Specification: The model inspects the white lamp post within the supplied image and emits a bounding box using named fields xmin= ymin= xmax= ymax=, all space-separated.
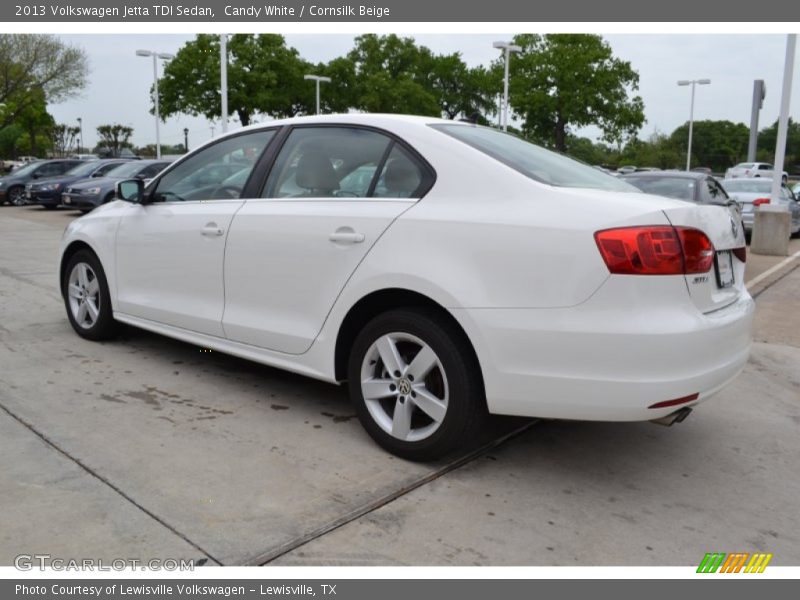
xmin=493 ymin=41 xmax=522 ymax=131
xmin=677 ymin=78 xmax=711 ymax=171
xmin=136 ymin=49 xmax=175 ymax=159
xmin=304 ymin=74 xmax=332 ymax=115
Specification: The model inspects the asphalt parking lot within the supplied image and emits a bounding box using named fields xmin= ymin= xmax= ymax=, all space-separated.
xmin=1 ymin=206 xmax=799 ymax=566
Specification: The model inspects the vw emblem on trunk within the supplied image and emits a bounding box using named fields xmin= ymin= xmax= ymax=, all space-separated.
xmin=731 ymin=217 xmax=739 ymax=238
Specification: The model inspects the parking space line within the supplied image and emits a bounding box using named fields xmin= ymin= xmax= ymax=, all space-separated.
xmin=0 ymin=399 xmax=222 ymax=566
xmin=746 ymin=250 xmax=800 ymax=290
xmin=246 ymin=419 xmax=538 ymax=566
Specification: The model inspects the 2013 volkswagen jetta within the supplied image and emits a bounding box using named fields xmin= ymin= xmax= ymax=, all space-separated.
xmin=59 ymin=114 xmax=754 ymax=460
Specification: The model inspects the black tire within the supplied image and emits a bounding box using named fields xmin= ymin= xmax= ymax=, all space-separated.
xmin=348 ymin=308 xmax=486 ymax=461
xmin=103 ymin=192 xmax=115 ymax=204
xmin=62 ymin=249 xmax=120 ymax=341
xmin=7 ymin=186 xmax=25 ymax=206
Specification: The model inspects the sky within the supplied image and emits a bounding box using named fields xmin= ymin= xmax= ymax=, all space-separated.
xmin=48 ymin=33 xmax=800 ymax=151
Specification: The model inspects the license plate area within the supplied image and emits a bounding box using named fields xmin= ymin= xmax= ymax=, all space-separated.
xmin=715 ymin=251 xmax=734 ymax=288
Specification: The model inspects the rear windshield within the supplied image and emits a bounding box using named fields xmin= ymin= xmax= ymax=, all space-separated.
xmin=622 ymin=176 xmax=696 ymax=202
xmin=430 ymin=124 xmax=637 ymax=192
xmin=723 ymin=179 xmax=771 ymax=193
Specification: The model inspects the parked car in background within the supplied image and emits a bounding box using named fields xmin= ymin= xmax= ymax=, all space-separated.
xmin=0 ymin=159 xmax=83 ymax=206
xmin=792 ymin=182 xmax=800 ymax=198
xmin=725 ymin=162 xmax=788 ymax=182
xmin=58 ymin=114 xmax=754 ymax=460
xmin=62 ymin=160 xmax=173 ymax=212
xmin=26 ymin=159 xmax=130 ymax=209
xmin=691 ymin=167 xmax=713 ymax=175
xmin=621 ymin=171 xmax=736 ymax=207
xmin=721 ymin=178 xmax=800 ymax=238
xmin=635 ymin=167 xmax=660 ymax=172
xmin=616 ymin=165 xmax=636 ymax=175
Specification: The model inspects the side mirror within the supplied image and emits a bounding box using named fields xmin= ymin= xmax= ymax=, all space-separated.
xmin=117 ymin=179 xmax=144 ymax=203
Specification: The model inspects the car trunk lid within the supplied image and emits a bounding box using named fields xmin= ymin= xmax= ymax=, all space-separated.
xmin=662 ymin=204 xmax=746 ymax=313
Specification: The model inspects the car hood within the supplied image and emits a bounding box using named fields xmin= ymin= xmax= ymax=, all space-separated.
xmin=67 ymin=177 xmax=123 ymax=191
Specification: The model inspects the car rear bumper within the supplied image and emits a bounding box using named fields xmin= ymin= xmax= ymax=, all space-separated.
xmin=453 ymin=277 xmax=755 ymax=422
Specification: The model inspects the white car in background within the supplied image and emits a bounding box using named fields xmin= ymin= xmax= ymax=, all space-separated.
xmin=725 ymin=162 xmax=788 ymax=182
xmin=58 ymin=114 xmax=754 ymax=460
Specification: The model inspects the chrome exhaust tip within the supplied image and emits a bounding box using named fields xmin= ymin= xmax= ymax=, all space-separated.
xmin=650 ymin=407 xmax=693 ymax=427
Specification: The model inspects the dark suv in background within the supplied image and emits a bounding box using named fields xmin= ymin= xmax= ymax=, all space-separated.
xmin=26 ymin=160 xmax=131 ymax=209
xmin=0 ymin=159 xmax=83 ymax=206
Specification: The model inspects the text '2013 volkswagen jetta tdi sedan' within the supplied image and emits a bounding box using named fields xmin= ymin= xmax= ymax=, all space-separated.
xmin=59 ymin=114 xmax=754 ymax=460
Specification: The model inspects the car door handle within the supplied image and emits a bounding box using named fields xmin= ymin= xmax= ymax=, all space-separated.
xmin=329 ymin=231 xmax=365 ymax=244
xmin=201 ymin=223 xmax=224 ymax=237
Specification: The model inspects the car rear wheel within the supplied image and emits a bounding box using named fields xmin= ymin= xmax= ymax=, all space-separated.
xmin=348 ymin=308 xmax=485 ymax=461
xmin=8 ymin=186 xmax=25 ymax=206
xmin=62 ymin=250 xmax=120 ymax=341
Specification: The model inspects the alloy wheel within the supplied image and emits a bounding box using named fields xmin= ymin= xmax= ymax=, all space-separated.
xmin=360 ymin=332 xmax=449 ymax=442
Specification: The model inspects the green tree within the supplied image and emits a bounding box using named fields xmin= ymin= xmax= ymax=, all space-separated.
xmin=95 ymin=124 xmax=134 ymax=157
xmin=0 ymin=34 xmax=88 ymax=129
xmin=12 ymin=88 xmax=55 ymax=157
xmin=158 ymin=34 xmax=314 ymax=126
xmin=51 ymin=123 xmax=81 ymax=157
xmin=669 ymin=120 xmax=748 ymax=171
xmin=345 ymin=34 xmax=439 ymax=115
xmin=500 ymin=34 xmax=644 ymax=151
xmin=756 ymin=118 xmax=800 ymax=165
xmin=423 ymin=54 xmax=497 ymax=120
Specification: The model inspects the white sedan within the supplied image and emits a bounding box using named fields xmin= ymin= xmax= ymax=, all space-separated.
xmin=725 ymin=162 xmax=788 ymax=182
xmin=59 ymin=114 xmax=754 ymax=460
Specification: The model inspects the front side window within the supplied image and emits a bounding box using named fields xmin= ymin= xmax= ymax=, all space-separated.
xmin=152 ymin=130 xmax=275 ymax=202
xmin=263 ymin=127 xmax=401 ymax=199
xmin=432 ymin=124 xmax=637 ymax=192
xmin=758 ymin=164 xmax=773 ymax=171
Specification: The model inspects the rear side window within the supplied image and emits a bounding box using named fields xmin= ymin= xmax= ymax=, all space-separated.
xmin=431 ymin=124 xmax=637 ymax=192
xmin=262 ymin=127 xmax=431 ymax=199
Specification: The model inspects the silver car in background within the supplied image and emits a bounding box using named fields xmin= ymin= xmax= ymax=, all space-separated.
xmin=722 ymin=178 xmax=800 ymax=238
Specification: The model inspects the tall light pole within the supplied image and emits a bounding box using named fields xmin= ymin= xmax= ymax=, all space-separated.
xmin=183 ymin=128 xmax=189 ymax=153
xmin=76 ymin=117 xmax=83 ymax=154
xmin=493 ymin=41 xmax=522 ymax=131
xmin=677 ymin=78 xmax=711 ymax=171
xmin=136 ymin=49 xmax=175 ymax=159
xmin=220 ymin=34 xmax=228 ymax=134
xmin=304 ymin=74 xmax=332 ymax=115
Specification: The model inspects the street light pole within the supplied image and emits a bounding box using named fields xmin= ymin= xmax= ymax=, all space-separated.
xmin=493 ymin=41 xmax=522 ymax=131
xmin=220 ymin=34 xmax=228 ymax=134
xmin=183 ymin=128 xmax=189 ymax=153
xmin=677 ymin=78 xmax=711 ymax=171
xmin=304 ymin=74 xmax=332 ymax=115
xmin=136 ymin=49 xmax=175 ymax=159
xmin=76 ymin=117 xmax=83 ymax=154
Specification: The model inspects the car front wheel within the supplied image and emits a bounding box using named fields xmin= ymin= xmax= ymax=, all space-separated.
xmin=8 ymin=186 xmax=25 ymax=206
xmin=348 ymin=308 xmax=485 ymax=461
xmin=62 ymin=250 xmax=119 ymax=340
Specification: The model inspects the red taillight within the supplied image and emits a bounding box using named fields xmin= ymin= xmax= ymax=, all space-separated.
xmin=594 ymin=226 xmax=715 ymax=276
xmin=732 ymin=246 xmax=747 ymax=263
xmin=678 ymin=227 xmax=715 ymax=274
xmin=753 ymin=198 xmax=771 ymax=207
